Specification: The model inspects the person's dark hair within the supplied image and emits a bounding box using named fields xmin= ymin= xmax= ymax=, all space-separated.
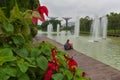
xmin=67 ymin=39 xmax=69 ymax=43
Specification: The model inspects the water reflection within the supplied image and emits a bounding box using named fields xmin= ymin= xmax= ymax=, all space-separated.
xmin=38 ymin=32 xmax=120 ymax=70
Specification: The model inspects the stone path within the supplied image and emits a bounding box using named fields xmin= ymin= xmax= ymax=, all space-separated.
xmin=34 ymin=35 xmax=120 ymax=80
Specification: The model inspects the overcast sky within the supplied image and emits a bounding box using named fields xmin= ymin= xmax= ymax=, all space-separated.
xmin=39 ymin=0 xmax=120 ymax=22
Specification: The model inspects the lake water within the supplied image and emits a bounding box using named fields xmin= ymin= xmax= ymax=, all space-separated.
xmin=38 ymin=31 xmax=120 ymax=70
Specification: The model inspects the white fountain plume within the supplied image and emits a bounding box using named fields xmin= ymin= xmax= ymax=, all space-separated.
xmin=89 ymin=16 xmax=101 ymax=42
xmin=57 ymin=24 xmax=60 ymax=33
xmin=50 ymin=24 xmax=53 ymax=32
xmin=101 ymin=16 xmax=108 ymax=39
xmin=74 ymin=16 xmax=80 ymax=37
xmin=47 ymin=24 xmax=53 ymax=38
xmin=47 ymin=24 xmax=50 ymax=33
xmin=57 ymin=24 xmax=60 ymax=36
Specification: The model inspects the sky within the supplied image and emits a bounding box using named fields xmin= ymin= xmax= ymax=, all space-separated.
xmin=39 ymin=0 xmax=120 ymax=22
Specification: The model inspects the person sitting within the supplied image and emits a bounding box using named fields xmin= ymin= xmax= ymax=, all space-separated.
xmin=64 ymin=39 xmax=73 ymax=50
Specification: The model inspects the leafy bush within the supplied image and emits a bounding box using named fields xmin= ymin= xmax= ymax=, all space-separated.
xmin=0 ymin=41 xmax=90 ymax=80
xmin=0 ymin=3 xmax=90 ymax=80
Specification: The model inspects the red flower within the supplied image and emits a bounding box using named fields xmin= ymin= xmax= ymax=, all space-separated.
xmin=64 ymin=55 xmax=78 ymax=72
xmin=64 ymin=55 xmax=71 ymax=62
xmin=44 ymin=61 xmax=59 ymax=80
xmin=64 ymin=55 xmax=87 ymax=77
xmin=68 ymin=58 xmax=78 ymax=72
xmin=44 ymin=69 xmax=52 ymax=80
xmin=36 ymin=5 xmax=48 ymax=16
xmin=32 ymin=5 xmax=48 ymax=25
xmin=36 ymin=6 xmax=48 ymax=21
xmin=82 ymin=72 xmax=86 ymax=77
xmin=51 ymin=48 xmax=57 ymax=64
xmin=48 ymin=62 xmax=56 ymax=71
xmin=32 ymin=17 xmax=38 ymax=25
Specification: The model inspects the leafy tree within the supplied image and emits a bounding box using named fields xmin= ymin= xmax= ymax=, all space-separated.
xmin=39 ymin=20 xmax=49 ymax=31
xmin=80 ymin=16 xmax=92 ymax=34
xmin=107 ymin=12 xmax=120 ymax=34
xmin=39 ymin=20 xmax=61 ymax=31
xmin=49 ymin=19 xmax=61 ymax=31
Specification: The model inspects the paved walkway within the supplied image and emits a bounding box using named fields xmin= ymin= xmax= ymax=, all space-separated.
xmin=34 ymin=35 xmax=120 ymax=80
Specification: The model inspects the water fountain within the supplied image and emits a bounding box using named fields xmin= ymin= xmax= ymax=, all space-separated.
xmin=57 ymin=24 xmax=60 ymax=32
xmin=101 ymin=16 xmax=108 ymax=39
xmin=47 ymin=24 xmax=53 ymax=37
xmin=89 ymin=16 xmax=101 ymax=42
xmin=89 ymin=15 xmax=108 ymax=42
xmin=74 ymin=16 xmax=80 ymax=37
xmin=47 ymin=24 xmax=50 ymax=33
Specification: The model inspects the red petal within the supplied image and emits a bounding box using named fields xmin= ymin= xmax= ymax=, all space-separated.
xmin=82 ymin=72 xmax=86 ymax=77
xmin=69 ymin=59 xmax=78 ymax=67
xmin=39 ymin=14 xmax=45 ymax=22
xmin=32 ymin=17 xmax=38 ymax=25
xmin=68 ymin=59 xmax=78 ymax=72
xmin=51 ymin=49 xmax=58 ymax=64
xmin=37 ymin=6 xmax=48 ymax=16
xmin=41 ymin=6 xmax=48 ymax=16
xmin=35 ymin=5 xmax=48 ymax=22
xmin=48 ymin=62 xmax=58 ymax=71
xmin=64 ymin=55 xmax=70 ymax=61
xmin=55 ymin=64 xmax=60 ymax=72
xmin=48 ymin=62 xmax=53 ymax=68
xmin=44 ymin=70 xmax=53 ymax=80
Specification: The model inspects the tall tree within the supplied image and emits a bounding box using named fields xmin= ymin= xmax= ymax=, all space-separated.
xmin=80 ymin=16 xmax=92 ymax=33
xmin=107 ymin=12 xmax=120 ymax=34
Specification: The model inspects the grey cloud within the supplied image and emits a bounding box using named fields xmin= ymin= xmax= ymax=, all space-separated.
xmin=40 ymin=0 xmax=120 ymax=18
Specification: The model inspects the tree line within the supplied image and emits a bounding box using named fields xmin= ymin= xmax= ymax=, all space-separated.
xmin=39 ymin=13 xmax=120 ymax=35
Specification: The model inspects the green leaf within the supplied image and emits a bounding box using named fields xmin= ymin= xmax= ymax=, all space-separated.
xmin=41 ymin=46 xmax=51 ymax=56
xmin=0 ymin=66 xmax=17 ymax=79
xmin=3 ymin=22 xmax=14 ymax=34
xmin=0 ymin=48 xmax=13 ymax=56
xmin=17 ymin=59 xmax=29 ymax=73
xmin=75 ymin=68 xmax=84 ymax=77
xmin=0 ymin=67 xmax=10 ymax=80
xmin=5 ymin=66 xmax=17 ymax=77
xmin=24 ymin=41 xmax=34 ymax=52
xmin=12 ymin=34 xmax=25 ymax=46
xmin=10 ymin=2 xmax=23 ymax=22
xmin=73 ymin=77 xmax=82 ymax=80
xmin=0 ymin=48 xmax=16 ymax=65
xmin=30 ymin=48 xmax=41 ymax=58
xmin=57 ymin=55 xmax=67 ymax=66
xmin=16 ymin=48 xmax=28 ymax=58
xmin=57 ymin=51 xmax=66 ymax=56
xmin=25 ymin=57 xmax=36 ymax=66
xmin=18 ymin=73 xmax=30 ymax=80
xmin=0 ymin=9 xmax=8 ymax=23
xmin=23 ymin=10 xmax=32 ymax=24
xmin=64 ymin=70 xmax=73 ymax=80
xmin=36 ymin=56 xmax=48 ymax=71
xmin=52 ymin=73 xmax=64 ymax=80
